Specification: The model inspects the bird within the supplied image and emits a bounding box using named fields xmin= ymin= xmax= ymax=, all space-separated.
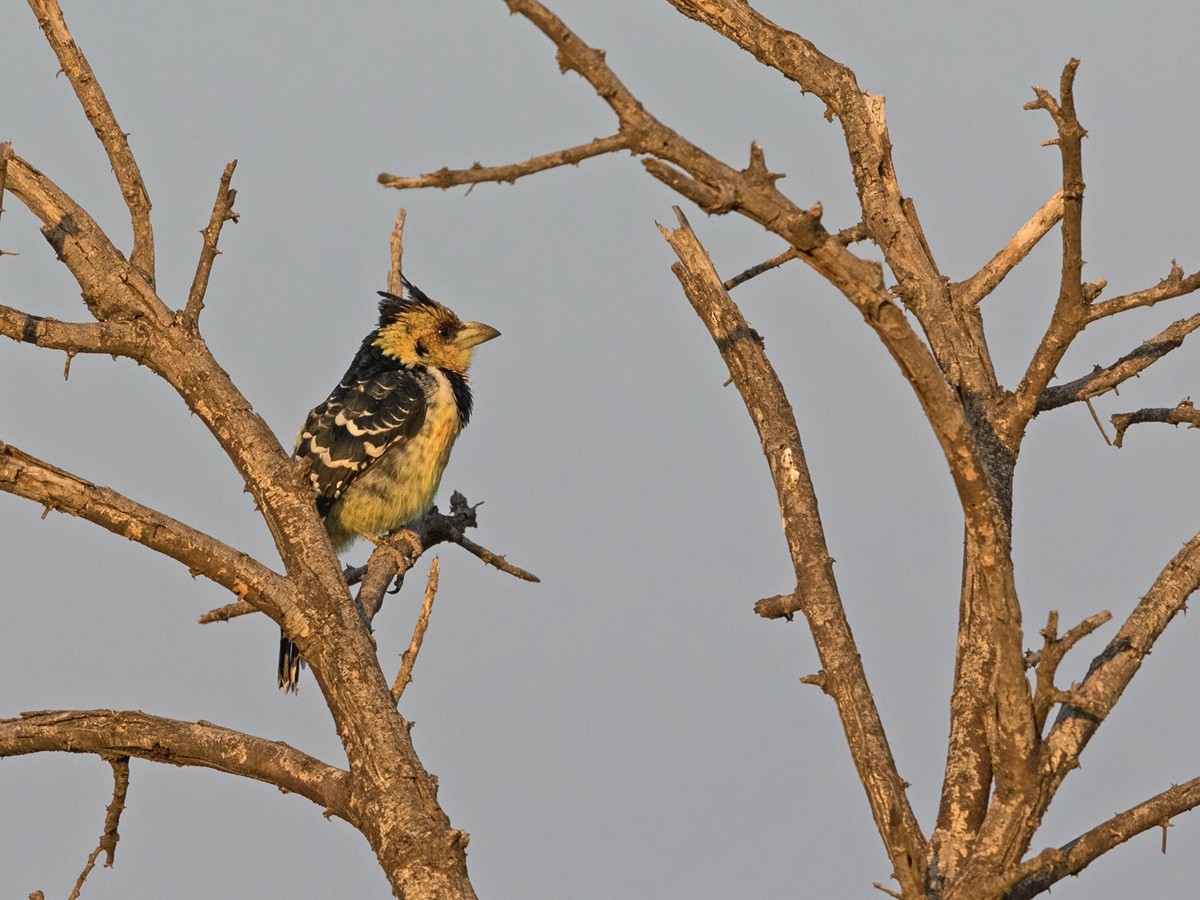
xmin=278 ymin=277 xmax=500 ymax=692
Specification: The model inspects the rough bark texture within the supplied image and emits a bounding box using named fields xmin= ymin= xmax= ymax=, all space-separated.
xmin=379 ymin=2 xmax=1200 ymax=897
xmin=6 ymin=1 xmax=1200 ymax=898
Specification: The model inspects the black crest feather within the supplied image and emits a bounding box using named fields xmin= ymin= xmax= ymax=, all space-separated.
xmin=377 ymin=277 xmax=442 ymax=325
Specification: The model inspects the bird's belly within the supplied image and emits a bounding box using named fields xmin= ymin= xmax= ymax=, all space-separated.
xmin=324 ymin=402 xmax=462 ymax=550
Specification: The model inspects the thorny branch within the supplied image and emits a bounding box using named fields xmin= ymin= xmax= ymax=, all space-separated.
xmin=1037 ymin=314 xmax=1200 ymax=413
xmin=198 ymin=492 xmax=538 ymax=624
xmin=1005 ymin=59 xmax=1089 ymax=443
xmin=28 ymin=0 xmax=155 ymax=283
xmin=1112 ymin=398 xmax=1200 ymax=448
xmin=379 ymin=2 xmax=1200 ymax=896
xmin=67 ymin=756 xmax=129 ymax=900
xmin=183 ymin=160 xmax=239 ymax=329
xmin=999 ymin=776 xmax=1200 ymax=899
xmin=380 ymin=133 xmax=632 ymax=190
xmin=659 ymin=207 xmax=925 ymax=895
xmin=1031 ymin=609 xmax=1112 ymax=736
xmin=0 ymin=440 xmax=289 ymax=616
xmin=0 ymin=710 xmax=351 ymax=818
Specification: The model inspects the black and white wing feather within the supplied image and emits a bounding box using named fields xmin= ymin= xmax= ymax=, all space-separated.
xmin=295 ymin=366 xmax=428 ymax=516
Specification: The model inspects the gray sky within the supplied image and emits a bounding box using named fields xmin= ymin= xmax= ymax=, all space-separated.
xmin=3 ymin=2 xmax=1199 ymax=897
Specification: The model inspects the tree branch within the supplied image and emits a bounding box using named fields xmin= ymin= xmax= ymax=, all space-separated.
xmin=182 ymin=160 xmax=238 ymax=330
xmin=387 ymin=208 xmax=406 ymax=295
xmin=1004 ymin=60 xmax=1089 ymax=444
xmin=1038 ymin=530 xmax=1200 ymax=799
xmin=1037 ymin=313 xmax=1200 ymax=413
xmin=0 ymin=440 xmax=290 ymax=617
xmin=380 ymin=133 xmax=632 ymax=190
xmin=2 ymin=151 xmax=163 ymax=322
xmin=1088 ymin=260 xmax=1200 ymax=321
xmin=67 ymin=756 xmax=129 ymax=900
xmin=1031 ymin=609 xmax=1112 ymax=736
xmin=199 ymin=492 xmax=537 ymax=625
xmin=999 ymin=776 xmax=1200 ymax=900
xmin=28 ymin=0 xmax=155 ymax=283
xmin=658 ymin=208 xmax=926 ymax=895
xmin=0 ymin=710 xmax=351 ymax=819
xmin=723 ymin=245 xmax=802 ymax=291
xmin=0 ymin=305 xmax=151 ymax=362
xmin=952 ymin=190 xmax=1064 ymax=307
xmin=1112 ymin=398 xmax=1200 ymax=448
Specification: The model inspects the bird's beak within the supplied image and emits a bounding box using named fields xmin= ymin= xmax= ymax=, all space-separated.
xmin=456 ymin=322 xmax=501 ymax=348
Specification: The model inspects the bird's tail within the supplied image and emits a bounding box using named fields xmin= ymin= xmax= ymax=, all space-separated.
xmin=278 ymin=631 xmax=303 ymax=693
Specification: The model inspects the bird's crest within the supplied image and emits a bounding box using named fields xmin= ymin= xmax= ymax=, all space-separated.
xmin=377 ymin=277 xmax=446 ymax=326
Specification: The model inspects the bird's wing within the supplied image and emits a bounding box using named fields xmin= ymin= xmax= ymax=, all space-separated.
xmin=295 ymin=368 xmax=428 ymax=516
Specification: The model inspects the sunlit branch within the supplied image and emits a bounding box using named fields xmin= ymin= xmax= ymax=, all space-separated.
xmin=953 ymin=191 xmax=1064 ymax=307
xmin=28 ymin=0 xmax=155 ymax=282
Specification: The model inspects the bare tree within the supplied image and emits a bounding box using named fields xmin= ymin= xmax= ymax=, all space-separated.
xmin=4 ymin=2 xmax=1200 ymax=899
xmin=0 ymin=2 xmax=536 ymax=897
xmin=380 ymin=2 xmax=1200 ymax=898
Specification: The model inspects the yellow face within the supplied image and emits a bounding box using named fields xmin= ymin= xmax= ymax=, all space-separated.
xmin=375 ymin=300 xmax=500 ymax=374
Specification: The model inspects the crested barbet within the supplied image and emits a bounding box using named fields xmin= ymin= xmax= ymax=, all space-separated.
xmin=278 ymin=277 xmax=500 ymax=692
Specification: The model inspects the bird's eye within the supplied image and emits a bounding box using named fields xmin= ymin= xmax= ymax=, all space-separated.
xmin=437 ymin=323 xmax=457 ymax=340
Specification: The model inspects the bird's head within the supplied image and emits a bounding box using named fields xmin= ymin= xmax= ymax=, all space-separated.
xmin=374 ymin=278 xmax=500 ymax=374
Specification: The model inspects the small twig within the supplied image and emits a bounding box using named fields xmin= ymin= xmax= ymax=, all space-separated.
xmin=387 ymin=209 xmax=407 ymax=295
xmin=0 ymin=141 xmax=11 ymax=224
xmin=872 ymin=882 xmax=903 ymax=899
xmin=1005 ymin=60 xmax=1090 ymax=443
xmin=1088 ymin=260 xmax=1200 ymax=321
xmin=1032 ymin=608 xmax=1112 ymax=735
xmin=379 ymin=133 xmax=631 ymax=191
xmin=439 ymin=527 xmax=540 ymax=582
xmin=953 ymin=190 xmax=1064 ymax=307
xmin=723 ymin=246 xmax=801 ymax=291
xmin=834 ymin=222 xmax=869 ymax=245
xmin=199 ymin=493 xmax=538 ymax=624
xmin=392 ymin=557 xmax=439 ymax=703
xmin=68 ymin=755 xmax=130 ymax=900
xmin=198 ymin=598 xmax=256 ymax=624
xmin=29 ymin=0 xmax=155 ymax=282
xmin=1084 ymin=398 xmax=1112 ymax=446
xmin=182 ymin=160 xmax=238 ymax=330
xmin=1112 ymin=398 xmax=1200 ymax=448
